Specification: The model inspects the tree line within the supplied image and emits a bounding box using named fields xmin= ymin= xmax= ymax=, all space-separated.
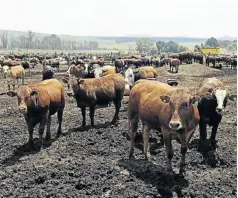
xmin=135 ymin=38 xmax=189 ymax=54
xmin=0 ymin=30 xmax=99 ymax=50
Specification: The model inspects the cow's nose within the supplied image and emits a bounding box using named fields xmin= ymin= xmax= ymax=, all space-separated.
xmin=216 ymin=107 xmax=223 ymax=113
xmin=169 ymin=121 xmax=182 ymax=130
xmin=18 ymin=106 xmax=27 ymax=113
xmin=67 ymin=91 xmax=74 ymax=97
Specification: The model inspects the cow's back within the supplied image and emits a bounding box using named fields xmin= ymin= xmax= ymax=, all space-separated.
xmin=38 ymin=79 xmax=65 ymax=105
xmin=10 ymin=65 xmax=25 ymax=77
xmin=128 ymin=80 xmax=173 ymax=126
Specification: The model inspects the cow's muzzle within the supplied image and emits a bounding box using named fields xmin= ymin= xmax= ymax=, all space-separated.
xmin=67 ymin=91 xmax=74 ymax=97
xmin=18 ymin=106 xmax=27 ymax=114
xmin=169 ymin=121 xmax=182 ymax=130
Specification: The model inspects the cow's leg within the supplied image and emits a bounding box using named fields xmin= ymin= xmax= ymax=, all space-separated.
xmin=56 ymin=109 xmax=63 ymax=137
xmin=89 ymin=106 xmax=95 ymax=127
xmin=26 ymin=119 xmax=34 ymax=148
xmin=143 ymin=124 xmax=151 ymax=160
xmin=199 ymin=119 xmax=207 ymax=141
xmin=111 ymin=99 xmax=121 ymax=124
xmin=45 ymin=116 xmax=51 ymax=141
xmin=38 ymin=114 xmax=47 ymax=147
xmin=12 ymin=78 xmax=16 ymax=90
xmin=179 ymin=144 xmax=187 ymax=177
xmin=179 ymin=131 xmax=188 ymax=177
xmin=164 ymin=135 xmax=174 ymax=174
xmin=199 ymin=119 xmax=207 ymax=150
xmin=80 ymin=106 xmax=86 ymax=127
xmin=129 ymin=116 xmax=139 ymax=159
xmin=210 ymin=123 xmax=219 ymax=149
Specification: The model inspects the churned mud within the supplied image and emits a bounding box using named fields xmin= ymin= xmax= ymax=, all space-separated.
xmin=0 ymin=64 xmax=236 ymax=198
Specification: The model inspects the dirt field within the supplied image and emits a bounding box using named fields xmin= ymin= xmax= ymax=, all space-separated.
xmin=0 ymin=63 xmax=236 ymax=198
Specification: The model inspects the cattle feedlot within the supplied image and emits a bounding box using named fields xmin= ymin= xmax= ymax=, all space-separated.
xmin=0 ymin=57 xmax=236 ymax=197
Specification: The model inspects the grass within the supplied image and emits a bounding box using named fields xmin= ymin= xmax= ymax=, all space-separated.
xmin=0 ymin=41 xmax=200 ymax=54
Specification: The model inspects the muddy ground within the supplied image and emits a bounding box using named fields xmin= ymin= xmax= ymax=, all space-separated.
xmin=0 ymin=63 xmax=237 ymax=198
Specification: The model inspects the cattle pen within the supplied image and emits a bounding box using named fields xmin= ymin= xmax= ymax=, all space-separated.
xmin=0 ymin=60 xmax=237 ymax=197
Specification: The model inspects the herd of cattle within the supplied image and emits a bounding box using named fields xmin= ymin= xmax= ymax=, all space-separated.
xmin=0 ymin=51 xmax=237 ymax=178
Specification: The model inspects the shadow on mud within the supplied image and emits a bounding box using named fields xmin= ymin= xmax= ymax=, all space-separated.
xmin=118 ymin=158 xmax=189 ymax=198
xmin=63 ymin=121 xmax=113 ymax=136
xmin=122 ymin=131 xmax=164 ymax=155
xmin=189 ymin=138 xmax=219 ymax=168
xmin=1 ymin=137 xmax=55 ymax=167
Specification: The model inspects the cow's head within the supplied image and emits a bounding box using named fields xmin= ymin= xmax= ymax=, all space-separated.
xmin=64 ymin=75 xmax=81 ymax=97
xmin=160 ymin=88 xmax=199 ymax=131
xmin=7 ymin=86 xmax=39 ymax=114
xmin=124 ymin=66 xmax=139 ymax=88
xmin=200 ymin=89 xmax=236 ymax=115
xmin=2 ymin=66 xmax=9 ymax=79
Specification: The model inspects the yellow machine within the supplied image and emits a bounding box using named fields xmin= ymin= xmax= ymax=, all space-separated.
xmin=201 ymin=47 xmax=220 ymax=55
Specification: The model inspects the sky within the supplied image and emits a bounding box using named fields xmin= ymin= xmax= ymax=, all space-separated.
xmin=0 ymin=0 xmax=237 ymax=38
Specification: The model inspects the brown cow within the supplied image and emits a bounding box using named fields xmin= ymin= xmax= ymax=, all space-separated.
xmin=7 ymin=79 xmax=65 ymax=149
xmin=169 ymin=58 xmax=180 ymax=73
xmin=5 ymin=65 xmax=25 ymax=91
xmin=63 ymin=73 xmax=125 ymax=127
xmin=128 ymin=80 xmax=200 ymax=177
xmin=65 ymin=65 xmax=86 ymax=78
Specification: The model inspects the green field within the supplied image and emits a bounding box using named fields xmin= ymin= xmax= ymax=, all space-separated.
xmin=0 ymin=29 xmax=207 ymax=54
xmin=0 ymin=41 xmax=201 ymax=54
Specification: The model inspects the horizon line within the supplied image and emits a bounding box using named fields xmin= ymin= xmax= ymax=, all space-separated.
xmin=0 ymin=28 xmax=236 ymax=40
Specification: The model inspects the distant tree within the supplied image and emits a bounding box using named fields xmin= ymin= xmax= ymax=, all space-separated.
xmin=136 ymin=38 xmax=154 ymax=53
xmin=179 ymin=45 xmax=189 ymax=52
xmin=166 ymin=41 xmax=179 ymax=53
xmin=194 ymin=45 xmax=201 ymax=52
xmin=19 ymin=35 xmax=27 ymax=48
xmin=26 ymin=30 xmax=35 ymax=49
xmin=156 ymin=41 xmax=166 ymax=52
xmin=0 ymin=30 xmax=8 ymax=48
xmin=156 ymin=40 xmax=185 ymax=53
xmin=205 ymin=37 xmax=219 ymax=47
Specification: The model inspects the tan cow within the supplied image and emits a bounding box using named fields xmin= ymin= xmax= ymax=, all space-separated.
xmin=7 ymin=79 xmax=65 ymax=149
xmin=128 ymin=80 xmax=200 ymax=177
xmin=5 ymin=65 xmax=25 ymax=91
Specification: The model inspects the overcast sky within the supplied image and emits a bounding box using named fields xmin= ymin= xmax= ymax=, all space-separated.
xmin=0 ymin=0 xmax=237 ymax=38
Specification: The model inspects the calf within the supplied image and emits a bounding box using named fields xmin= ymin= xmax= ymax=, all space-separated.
xmin=197 ymin=77 xmax=236 ymax=149
xmin=63 ymin=73 xmax=125 ymax=127
xmin=7 ymin=79 xmax=65 ymax=149
xmin=169 ymin=58 xmax=180 ymax=73
xmin=94 ymin=65 xmax=116 ymax=78
xmin=125 ymin=66 xmax=158 ymax=89
xmin=5 ymin=65 xmax=25 ymax=90
xmin=65 ymin=64 xmax=87 ymax=79
xmin=128 ymin=80 xmax=200 ymax=177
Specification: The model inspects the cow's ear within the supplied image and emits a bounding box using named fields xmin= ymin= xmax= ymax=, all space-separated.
xmin=30 ymin=90 xmax=38 ymax=96
xmin=228 ymin=94 xmax=237 ymax=101
xmin=7 ymin=91 xmax=17 ymax=97
xmin=31 ymin=90 xmax=39 ymax=107
xmin=133 ymin=68 xmax=139 ymax=74
xmin=160 ymin=95 xmax=170 ymax=103
xmin=190 ymin=96 xmax=200 ymax=106
xmin=102 ymin=70 xmax=108 ymax=76
xmin=201 ymin=92 xmax=212 ymax=100
xmin=77 ymin=79 xmax=85 ymax=85
xmin=62 ymin=78 xmax=68 ymax=84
